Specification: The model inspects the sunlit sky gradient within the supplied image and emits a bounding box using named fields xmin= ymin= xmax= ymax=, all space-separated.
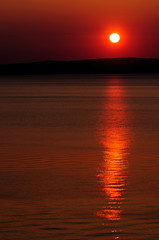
xmin=0 ymin=0 xmax=159 ymax=63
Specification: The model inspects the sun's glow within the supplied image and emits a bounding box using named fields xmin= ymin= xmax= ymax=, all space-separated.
xmin=109 ymin=33 xmax=120 ymax=43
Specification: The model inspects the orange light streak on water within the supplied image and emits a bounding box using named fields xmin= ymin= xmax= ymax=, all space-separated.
xmin=98 ymin=80 xmax=130 ymax=221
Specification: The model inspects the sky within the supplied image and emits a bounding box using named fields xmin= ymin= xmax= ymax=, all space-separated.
xmin=0 ymin=0 xmax=159 ymax=63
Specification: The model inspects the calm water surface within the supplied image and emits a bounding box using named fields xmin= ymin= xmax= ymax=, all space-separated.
xmin=0 ymin=75 xmax=159 ymax=240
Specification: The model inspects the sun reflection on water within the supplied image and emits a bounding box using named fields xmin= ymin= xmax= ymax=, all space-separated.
xmin=98 ymin=81 xmax=130 ymax=222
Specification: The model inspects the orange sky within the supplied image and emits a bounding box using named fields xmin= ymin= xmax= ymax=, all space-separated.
xmin=0 ymin=0 xmax=159 ymax=63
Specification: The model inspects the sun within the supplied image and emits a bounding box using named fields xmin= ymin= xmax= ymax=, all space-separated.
xmin=109 ymin=33 xmax=120 ymax=43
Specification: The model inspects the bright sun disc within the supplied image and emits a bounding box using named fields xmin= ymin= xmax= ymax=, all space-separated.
xmin=109 ymin=33 xmax=120 ymax=43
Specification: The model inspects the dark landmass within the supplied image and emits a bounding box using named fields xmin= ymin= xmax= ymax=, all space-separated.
xmin=0 ymin=58 xmax=159 ymax=75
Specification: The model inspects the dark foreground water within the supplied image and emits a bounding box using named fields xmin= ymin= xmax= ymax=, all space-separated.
xmin=0 ymin=75 xmax=159 ymax=240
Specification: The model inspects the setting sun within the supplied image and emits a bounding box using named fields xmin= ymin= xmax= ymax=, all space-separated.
xmin=109 ymin=33 xmax=120 ymax=43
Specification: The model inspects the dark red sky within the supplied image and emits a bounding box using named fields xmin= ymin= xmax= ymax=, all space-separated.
xmin=0 ymin=0 xmax=159 ymax=63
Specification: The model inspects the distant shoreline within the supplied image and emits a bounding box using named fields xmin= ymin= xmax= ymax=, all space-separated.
xmin=0 ymin=58 xmax=159 ymax=75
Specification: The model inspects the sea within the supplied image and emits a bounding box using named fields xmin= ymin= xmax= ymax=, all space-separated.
xmin=0 ymin=74 xmax=159 ymax=240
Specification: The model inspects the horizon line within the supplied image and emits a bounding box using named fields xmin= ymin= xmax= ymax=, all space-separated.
xmin=1 ymin=57 xmax=159 ymax=65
